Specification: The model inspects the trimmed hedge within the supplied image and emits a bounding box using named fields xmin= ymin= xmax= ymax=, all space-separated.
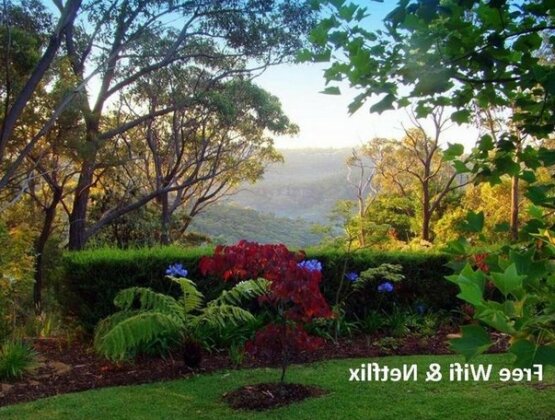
xmin=61 ymin=246 xmax=458 ymax=331
xmin=306 ymin=248 xmax=458 ymax=318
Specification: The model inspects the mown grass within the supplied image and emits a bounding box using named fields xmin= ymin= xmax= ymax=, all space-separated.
xmin=1 ymin=354 xmax=553 ymax=419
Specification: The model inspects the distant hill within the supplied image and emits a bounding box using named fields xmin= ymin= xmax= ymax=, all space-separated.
xmin=190 ymin=204 xmax=323 ymax=248
xmin=227 ymin=148 xmax=356 ymax=223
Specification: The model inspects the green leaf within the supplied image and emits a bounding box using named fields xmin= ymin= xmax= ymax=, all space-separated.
xmin=450 ymin=325 xmax=492 ymax=361
xmin=443 ymin=143 xmax=464 ymax=161
xmin=490 ymin=264 xmax=526 ymax=297
xmin=520 ymin=170 xmax=536 ymax=183
xmin=450 ymin=109 xmax=471 ymax=124
xmin=475 ymin=306 xmax=514 ymax=334
xmin=369 ymin=93 xmax=395 ymax=113
xmin=446 ymin=264 xmax=486 ymax=306
xmin=460 ymin=211 xmax=484 ymax=233
xmin=320 ymin=86 xmax=341 ymax=95
xmin=478 ymin=134 xmax=494 ymax=152
xmin=493 ymin=222 xmax=510 ymax=232
xmin=510 ymin=339 xmax=538 ymax=368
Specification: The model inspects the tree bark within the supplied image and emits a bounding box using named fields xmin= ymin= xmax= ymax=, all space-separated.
xmin=422 ymin=180 xmax=431 ymax=242
xmin=68 ymin=158 xmax=96 ymax=250
xmin=33 ymin=188 xmax=62 ymax=314
xmin=160 ymin=191 xmax=171 ymax=245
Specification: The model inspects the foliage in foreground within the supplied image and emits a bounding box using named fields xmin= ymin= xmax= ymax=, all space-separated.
xmin=94 ymin=271 xmax=269 ymax=361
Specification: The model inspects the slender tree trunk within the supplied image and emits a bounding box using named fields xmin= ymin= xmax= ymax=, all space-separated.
xmin=421 ymin=181 xmax=431 ymax=242
xmin=68 ymin=159 xmax=95 ymax=250
xmin=358 ymin=196 xmax=365 ymax=247
xmin=510 ymin=175 xmax=519 ymax=242
xmin=33 ymin=189 xmax=61 ymax=314
xmin=160 ymin=191 xmax=171 ymax=245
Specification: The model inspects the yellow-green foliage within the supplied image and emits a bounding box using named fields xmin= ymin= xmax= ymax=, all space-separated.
xmin=0 ymin=220 xmax=35 ymax=339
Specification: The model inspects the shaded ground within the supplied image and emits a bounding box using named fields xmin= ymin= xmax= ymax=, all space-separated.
xmin=0 ymin=327 xmax=509 ymax=407
xmin=223 ymin=383 xmax=327 ymax=410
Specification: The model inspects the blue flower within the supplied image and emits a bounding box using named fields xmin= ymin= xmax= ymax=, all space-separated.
xmin=297 ymin=259 xmax=322 ymax=272
xmin=416 ymin=304 xmax=427 ymax=315
xmin=377 ymin=281 xmax=394 ymax=293
xmin=166 ymin=263 xmax=188 ymax=278
xmin=345 ymin=272 xmax=359 ymax=282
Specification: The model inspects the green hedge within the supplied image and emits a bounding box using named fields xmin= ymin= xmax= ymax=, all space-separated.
xmin=306 ymin=248 xmax=457 ymax=318
xmin=61 ymin=246 xmax=457 ymax=331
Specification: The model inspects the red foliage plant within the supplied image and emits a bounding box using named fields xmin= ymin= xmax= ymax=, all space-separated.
xmin=200 ymin=241 xmax=332 ymax=378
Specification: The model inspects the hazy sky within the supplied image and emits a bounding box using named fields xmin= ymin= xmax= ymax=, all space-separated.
xmin=256 ymin=1 xmax=479 ymax=150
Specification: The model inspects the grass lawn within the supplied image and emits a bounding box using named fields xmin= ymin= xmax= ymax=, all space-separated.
xmin=1 ymin=354 xmax=553 ymax=419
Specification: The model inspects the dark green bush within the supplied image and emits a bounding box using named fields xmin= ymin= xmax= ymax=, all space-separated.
xmin=61 ymin=246 xmax=218 ymax=331
xmin=306 ymin=248 xmax=458 ymax=317
xmin=61 ymin=246 xmax=457 ymax=331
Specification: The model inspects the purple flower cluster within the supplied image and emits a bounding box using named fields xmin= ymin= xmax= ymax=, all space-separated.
xmin=345 ymin=272 xmax=359 ymax=282
xmin=297 ymin=259 xmax=322 ymax=273
xmin=166 ymin=263 xmax=188 ymax=278
xmin=377 ymin=281 xmax=394 ymax=293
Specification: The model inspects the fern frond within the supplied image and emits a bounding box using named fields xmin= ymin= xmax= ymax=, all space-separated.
xmin=113 ymin=287 xmax=184 ymax=319
xmin=193 ymin=304 xmax=255 ymax=330
xmin=95 ymin=312 xmax=184 ymax=361
xmin=94 ymin=310 xmax=140 ymax=348
xmin=170 ymin=278 xmax=204 ymax=314
xmin=214 ymin=278 xmax=270 ymax=306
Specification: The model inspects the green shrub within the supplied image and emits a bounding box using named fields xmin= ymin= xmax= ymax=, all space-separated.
xmin=0 ymin=340 xmax=37 ymax=380
xmin=62 ymin=246 xmax=458 ymax=331
xmin=61 ymin=246 xmax=216 ymax=331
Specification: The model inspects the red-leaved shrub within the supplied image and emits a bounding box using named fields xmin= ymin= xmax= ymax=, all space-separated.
xmin=200 ymin=240 xmax=332 ymax=381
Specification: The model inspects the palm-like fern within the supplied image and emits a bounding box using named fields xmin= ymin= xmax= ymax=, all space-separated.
xmin=94 ymin=277 xmax=269 ymax=361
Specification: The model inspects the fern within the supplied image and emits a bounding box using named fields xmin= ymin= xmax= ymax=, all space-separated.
xmin=214 ymin=278 xmax=270 ymax=306
xmin=169 ymin=278 xmax=204 ymax=313
xmin=95 ymin=312 xmax=184 ymax=361
xmin=94 ymin=276 xmax=260 ymax=361
xmin=194 ymin=304 xmax=256 ymax=329
xmin=113 ymin=287 xmax=184 ymax=317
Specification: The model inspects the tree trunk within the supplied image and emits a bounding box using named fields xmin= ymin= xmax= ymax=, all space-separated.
xmin=160 ymin=191 xmax=171 ymax=245
xmin=421 ymin=181 xmax=431 ymax=242
xmin=510 ymin=175 xmax=519 ymax=242
xmin=358 ymin=196 xmax=365 ymax=247
xmin=33 ymin=189 xmax=61 ymax=314
xmin=68 ymin=159 xmax=95 ymax=250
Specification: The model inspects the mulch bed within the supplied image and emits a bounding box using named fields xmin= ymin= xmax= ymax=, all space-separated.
xmin=223 ymin=383 xmax=327 ymax=410
xmin=0 ymin=326 xmax=509 ymax=408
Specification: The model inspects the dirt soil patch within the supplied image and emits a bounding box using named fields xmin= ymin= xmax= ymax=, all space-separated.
xmin=223 ymin=383 xmax=327 ymax=411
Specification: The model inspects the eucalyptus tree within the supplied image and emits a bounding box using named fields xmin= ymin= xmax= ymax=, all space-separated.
xmin=58 ymin=0 xmax=315 ymax=249
xmin=0 ymin=0 xmax=81 ymax=190
xmin=87 ymin=77 xmax=294 ymax=246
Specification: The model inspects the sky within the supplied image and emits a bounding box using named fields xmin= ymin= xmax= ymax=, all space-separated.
xmin=255 ymin=1 xmax=480 ymax=150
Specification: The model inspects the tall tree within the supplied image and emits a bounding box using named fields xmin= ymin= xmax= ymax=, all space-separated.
xmin=0 ymin=0 xmax=82 ymax=190
xmin=61 ymin=0 xmax=315 ymax=250
xmin=365 ymin=108 xmax=465 ymax=242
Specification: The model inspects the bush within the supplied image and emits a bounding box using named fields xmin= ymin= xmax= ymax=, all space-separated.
xmin=0 ymin=340 xmax=37 ymax=380
xmin=307 ymin=248 xmax=458 ymax=318
xmin=61 ymin=246 xmax=458 ymax=331
xmin=61 ymin=246 xmax=216 ymax=331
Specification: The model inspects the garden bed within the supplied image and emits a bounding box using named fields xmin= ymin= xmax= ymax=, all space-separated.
xmin=0 ymin=327 xmax=510 ymax=407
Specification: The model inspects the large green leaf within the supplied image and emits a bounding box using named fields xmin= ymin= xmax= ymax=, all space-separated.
xmin=450 ymin=325 xmax=492 ymax=361
xmin=490 ymin=264 xmax=526 ymax=297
